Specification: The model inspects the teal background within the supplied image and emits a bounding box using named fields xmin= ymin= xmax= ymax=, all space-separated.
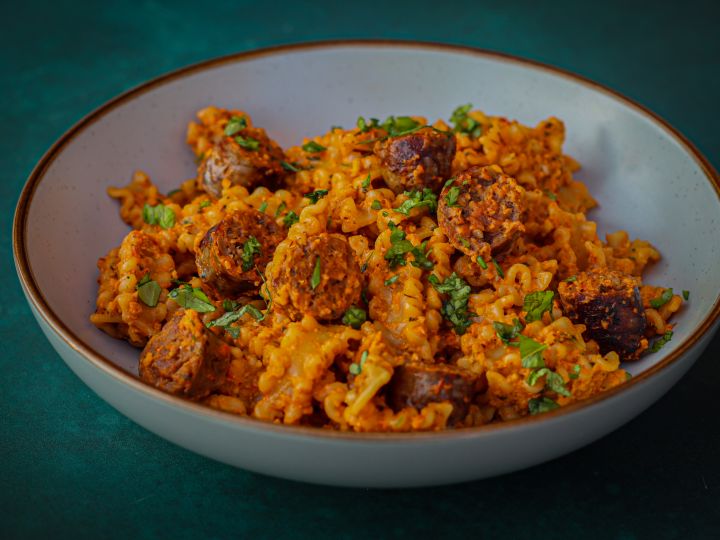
xmin=2 ymin=0 xmax=719 ymax=538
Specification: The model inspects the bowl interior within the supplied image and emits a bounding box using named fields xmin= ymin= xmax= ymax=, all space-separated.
xmin=20 ymin=43 xmax=720 ymax=382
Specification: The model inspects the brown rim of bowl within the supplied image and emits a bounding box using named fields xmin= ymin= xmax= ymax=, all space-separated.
xmin=13 ymin=40 xmax=720 ymax=441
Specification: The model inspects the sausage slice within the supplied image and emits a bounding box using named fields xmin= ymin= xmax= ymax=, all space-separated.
xmin=195 ymin=208 xmax=285 ymax=298
xmin=558 ymin=269 xmax=647 ymax=360
xmin=438 ymin=165 xmax=525 ymax=260
xmin=198 ymin=130 xmax=287 ymax=197
xmin=373 ymin=127 xmax=456 ymax=194
xmin=139 ymin=309 xmax=231 ymax=398
xmin=266 ymin=233 xmax=362 ymax=321
xmin=387 ymin=363 xmax=484 ymax=425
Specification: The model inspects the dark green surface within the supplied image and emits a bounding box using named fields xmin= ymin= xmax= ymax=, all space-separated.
xmin=2 ymin=1 xmax=719 ymax=538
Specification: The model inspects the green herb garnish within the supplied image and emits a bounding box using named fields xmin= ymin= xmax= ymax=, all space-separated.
xmin=281 ymin=161 xmax=302 ymax=172
xmin=349 ymin=350 xmax=370 ymax=375
xmin=305 ymin=189 xmax=329 ymax=203
xmin=142 ymin=203 xmax=176 ymax=230
xmin=311 ymin=256 xmax=322 ymax=290
xmin=449 ymin=103 xmax=482 ymax=138
xmin=493 ymin=319 xmax=524 ymax=345
xmin=302 ymin=141 xmax=326 ymax=153
xmin=235 ymin=135 xmax=260 ymax=151
xmin=476 ymin=255 xmax=488 ymax=270
xmin=275 ymin=201 xmax=287 ymax=217
xmin=342 ymin=306 xmax=367 ymax=329
xmin=384 ymin=275 xmax=399 ymax=286
xmin=199 ymin=200 xmax=211 ymax=209
xmin=492 ymin=258 xmax=504 ymax=278
xmin=650 ymin=330 xmax=673 ymax=353
xmin=527 ymin=368 xmax=570 ymax=397
xmin=528 ymin=397 xmax=560 ymax=415
xmin=428 ymin=272 xmax=474 ymax=334
xmin=564 ymin=275 xmax=577 ymax=283
xmin=519 ymin=335 xmax=548 ymax=369
xmin=371 ymin=200 xmax=382 ymax=210
xmin=523 ymin=291 xmax=555 ymax=322
xmin=223 ymin=299 xmax=239 ymax=312
xmin=445 ymin=186 xmax=461 ymax=207
xmin=168 ymin=285 xmax=215 ymax=313
xmin=682 ymin=290 xmax=690 ymax=301
xmin=650 ymin=288 xmax=673 ymax=309
xmin=206 ymin=303 xmax=264 ymax=338
xmin=136 ymin=274 xmax=161 ymax=307
xmin=393 ymin=188 xmax=438 ymax=215
xmin=240 ymin=236 xmax=262 ymax=272
xmin=283 ymin=211 xmax=299 ymax=228
xmin=258 ymin=201 xmax=268 ymax=213
xmin=569 ymin=364 xmax=581 ymax=379
xmin=409 ymin=241 xmax=434 ymax=270
xmin=224 ymin=115 xmax=247 ymax=136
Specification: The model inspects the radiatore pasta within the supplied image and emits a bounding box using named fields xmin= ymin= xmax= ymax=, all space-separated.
xmin=90 ymin=105 xmax=684 ymax=431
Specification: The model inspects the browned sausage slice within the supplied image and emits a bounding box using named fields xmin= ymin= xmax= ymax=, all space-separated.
xmin=558 ymin=269 xmax=647 ymax=360
xmin=195 ymin=208 xmax=285 ymax=298
xmin=198 ymin=130 xmax=288 ymax=197
xmin=387 ymin=363 xmax=484 ymax=425
xmin=438 ymin=165 xmax=525 ymax=260
xmin=139 ymin=309 xmax=231 ymax=398
xmin=373 ymin=127 xmax=456 ymax=194
xmin=266 ymin=233 xmax=362 ymax=321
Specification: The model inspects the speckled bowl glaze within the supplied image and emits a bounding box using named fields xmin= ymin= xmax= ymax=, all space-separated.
xmin=13 ymin=42 xmax=720 ymax=487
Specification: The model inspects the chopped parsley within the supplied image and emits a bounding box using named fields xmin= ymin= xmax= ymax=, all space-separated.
xmin=206 ymin=303 xmax=264 ymax=338
xmin=258 ymin=201 xmax=268 ymax=213
xmin=409 ymin=241 xmax=434 ymax=270
xmin=199 ymin=200 xmax=211 ymax=209
xmin=342 ymin=306 xmax=366 ymax=329
xmin=275 ymin=201 xmax=287 ymax=217
xmin=393 ymin=188 xmax=438 ymax=215
xmin=281 ymin=161 xmax=302 ymax=172
xmin=311 ymin=257 xmax=322 ymax=290
xmin=381 ymin=116 xmax=421 ymax=137
xmin=428 ymin=272 xmax=474 ymax=334
xmin=650 ymin=288 xmax=673 ymax=309
xmin=528 ymin=397 xmax=560 ymax=415
xmin=476 ymin=255 xmax=488 ymax=270
xmin=357 ymin=116 xmax=379 ymax=133
xmin=650 ymin=330 xmax=673 ymax=353
xmin=444 ymin=186 xmax=461 ymax=207
xmin=361 ymin=174 xmax=372 ymax=191
xmin=223 ymin=299 xmax=240 ymax=312
xmin=569 ymin=364 xmax=581 ymax=379
xmin=136 ymin=274 xmax=161 ymax=307
xmin=492 ymin=258 xmax=504 ymax=278
xmin=240 ymin=236 xmax=262 ymax=272
xmin=527 ymin=368 xmax=570 ymax=397
xmin=142 ymin=203 xmax=175 ymax=230
xmin=302 ymin=141 xmax=326 ymax=153
xmin=349 ymin=350 xmax=369 ymax=375
xmin=224 ymin=115 xmax=247 ymax=136
xmin=371 ymin=200 xmax=382 ymax=210
xmin=235 ymin=135 xmax=260 ymax=151
xmin=519 ymin=335 xmax=548 ymax=369
xmin=682 ymin=290 xmax=690 ymax=301
xmin=384 ymin=275 xmax=399 ymax=286
xmin=493 ymin=319 xmax=523 ymax=345
xmin=449 ymin=103 xmax=482 ymax=138
xmin=523 ymin=291 xmax=555 ymax=322
xmin=283 ymin=211 xmax=299 ymax=227
xmin=305 ymin=189 xmax=329 ymax=203
xmin=168 ymin=284 xmax=215 ymax=313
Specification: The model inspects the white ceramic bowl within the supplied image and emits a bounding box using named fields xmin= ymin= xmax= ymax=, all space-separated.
xmin=13 ymin=41 xmax=720 ymax=487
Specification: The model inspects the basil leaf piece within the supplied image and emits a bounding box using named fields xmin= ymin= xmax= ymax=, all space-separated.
xmin=519 ymin=335 xmax=547 ymax=368
xmin=168 ymin=285 xmax=215 ymax=313
xmin=240 ymin=236 xmax=262 ymax=272
xmin=493 ymin=319 xmax=524 ymax=345
xmin=311 ymin=257 xmax=322 ymax=290
xmin=137 ymin=275 xmax=161 ymax=307
xmin=342 ymin=306 xmax=367 ymax=329
xmin=528 ymin=397 xmax=560 ymax=415
xmin=445 ymin=186 xmax=460 ymax=207
xmin=235 ymin=135 xmax=260 ymax=151
xmin=142 ymin=203 xmax=175 ymax=230
xmin=523 ymin=291 xmax=555 ymax=322
xmin=527 ymin=368 xmax=571 ymax=397
xmin=428 ymin=272 xmax=474 ymax=334
xmin=224 ymin=115 xmax=247 ymax=136
xmin=304 ymin=189 xmax=329 ymax=203
xmin=650 ymin=288 xmax=674 ymax=309
xmin=393 ymin=188 xmax=438 ymax=215
xmin=302 ymin=141 xmax=326 ymax=153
